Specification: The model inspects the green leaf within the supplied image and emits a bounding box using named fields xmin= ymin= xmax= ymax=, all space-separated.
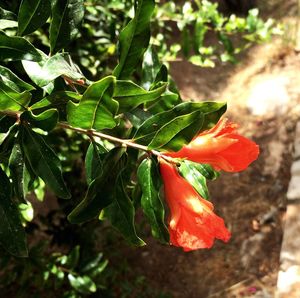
xmin=102 ymin=171 xmax=145 ymax=246
xmin=137 ymin=158 xmax=169 ymax=243
xmin=81 ymin=252 xmax=105 ymax=273
xmin=0 ymin=30 xmax=42 ymax=61
xmin=0 ymin=65 xmax=35 ymax=92
xmin=67 ymin=76 xmax=118 ymax=131
xmin=194 ymin=19 xmax=207 ymax=54
xmin=148 ymin=110 xmax=203 ymax=150
xmin=30 ymin=91 xmax=81 ymax=111
xmin=141 ymin=45 xmax=162 ymax=90
xmin=20 ymin=125 xmax=70 ymax=199
xmin=22 ymin=52 xmax=84 ymax=87
xmin=68 ymin=274 xmax=96 ymax=295
xmin=50 ymin=0 xmax=84 ymax=54
xmin=113 ymin=80 xmax=167 ymax=112
xmin=135 ymin=101 xmax=225 ymax=150
xmin=182 ymin=27 xmax=190 ymax=57
xmin=18 ymin=0 xmax=51 ymax=36
xmin=178 ymin=160 xmax=210 ymax=200
xmin=113 ymin=0 xmax=155 ymax=79
xmin=0 ymin=168 xmax=28 ymax=257
xmin=0 ymin=125 xmax=18 ymax=163
xmin=0 ymin=81 xmax=31 ymax=112
xmin=68 ymin=147 xmax=126 ymax=224
xmin=0 ymin=7 xmax=16 ymax=20
xmin=9 ymin=138 xmax=30 ymax=202
xmin=85 ymin=141 xmax=107 ymax=184
xmin=185 ymin=161 xmax=220 ymax=180
xmin=0 ymin=20 xmax=18 ymax=30
xmin=21 ymin=109 xmax=58 ymax=131
xmin=65 ymin=245 xmax=80 ymax=269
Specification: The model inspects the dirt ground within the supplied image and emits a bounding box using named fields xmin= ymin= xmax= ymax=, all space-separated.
xmin=120 ymin=2 xmax=300 ymax=297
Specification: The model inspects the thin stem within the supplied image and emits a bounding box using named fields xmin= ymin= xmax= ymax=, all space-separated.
xmin=0 ymin=110 xmax=177 ymax=164
xmin=58 ymin=122 xmax=176 ymax=163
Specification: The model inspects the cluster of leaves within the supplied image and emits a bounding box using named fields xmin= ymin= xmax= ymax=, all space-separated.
xmin=0 ymin=0 xmax=231 ymax=259
xmin=0 ymin=244 xmax=108 ymax=297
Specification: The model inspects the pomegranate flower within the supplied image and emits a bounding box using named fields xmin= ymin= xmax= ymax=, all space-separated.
xmin=159 ymin=159 xmax=231 ymax=251
xmin=165 ymin=118 xmax=259 ymax=172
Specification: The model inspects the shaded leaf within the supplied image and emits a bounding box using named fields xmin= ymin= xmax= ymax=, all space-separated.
xmin=0 ymin=168 xmax=28 ymax=257
xmin=50 ymin=0 xmax=84 ymax=54
xmin=113 ymin=0 xmax=155 ymax=79
xmin=67 ymin=76 xmax=118 ymax=131
xmin=9 ymin=138 xmax=30 ymax=202
xmin=0 ymin=7 xmax=16 ymax=20
xmin=0 ymin=115 xmax=16 ymax=133
xmin=20 ymin=125 xmax=70 ymax=199
xmin=137 ymin=158 xmax=169 ymax=243
xmin=0 ymin=31 xmax=42 ymax=61
xmin=102 ymin=171 xmax=145 ymax=246
xmin=21 ymin=109 xmax=58 ymax=131
xmin=68 ymin=147 xmax=126 ymax=224
xmin=85 ymin=141 xmax=107 ymax=184
xmin=18 ymin=0 xmax=51 ymax=36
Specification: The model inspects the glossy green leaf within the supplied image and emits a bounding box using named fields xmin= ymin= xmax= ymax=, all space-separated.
xmin=185 ymin=161 xmax=220 ymax=180
xmin=0 ymin=31 xmax=42 ymax=61
xmin=9 ymin=138 xmax=30 ymax=202
xmin=102 ymin=171 xmax=145 ymax=246
xmin=141 ymin=45 xmax=162 ymax=90
xmin=21 ymin=109 xmax=58 ymax=131
xmin=135 ymin=101 xmax=226 ymax=151
xmin=67 ymin=76 xmax=118 ymax=131
xmin=113 ymin=0 xmax=155 ymax=79
xmin=0 ymin=168 xmax=28 ymax=257
xmin=113 ymin=80 xmax=167 ymax=112
xmin=0 ymin=81 xmax=31 ymax=112
xmin=50 ymin=0 xmax=84 ymax=54
xmin=148 ymin=110 xmax=203 ymax=150
xmin=137 ymin=158 xmax=169 ymax=243
xmin=68 ymin=274 xmax=96 ymax=295
xmin=20 ymin=126 xmax=71 ymax=199
xmin=0 ymin=65 xmax=35 ymax=92
xmin=30 ymin=91 xmax=81 ymax=111
xmin=68 ymin=147 xmax=126 ymax=224
xmin=178 ymin=160 xmax=210 ymax=200
xmin=18 ymin=0 xmax=51 ymax=36
xmin=22 ymin=52 xmax=84 ymax=87
xmin=85 ymin=141 xmax=107 ymax=184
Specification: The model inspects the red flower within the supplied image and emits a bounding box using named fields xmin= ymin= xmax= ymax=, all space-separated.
xmin=159 ymin=159 xmax=231 ymax=251
xmin=165 ymin=118 xmax=259 ymax=172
